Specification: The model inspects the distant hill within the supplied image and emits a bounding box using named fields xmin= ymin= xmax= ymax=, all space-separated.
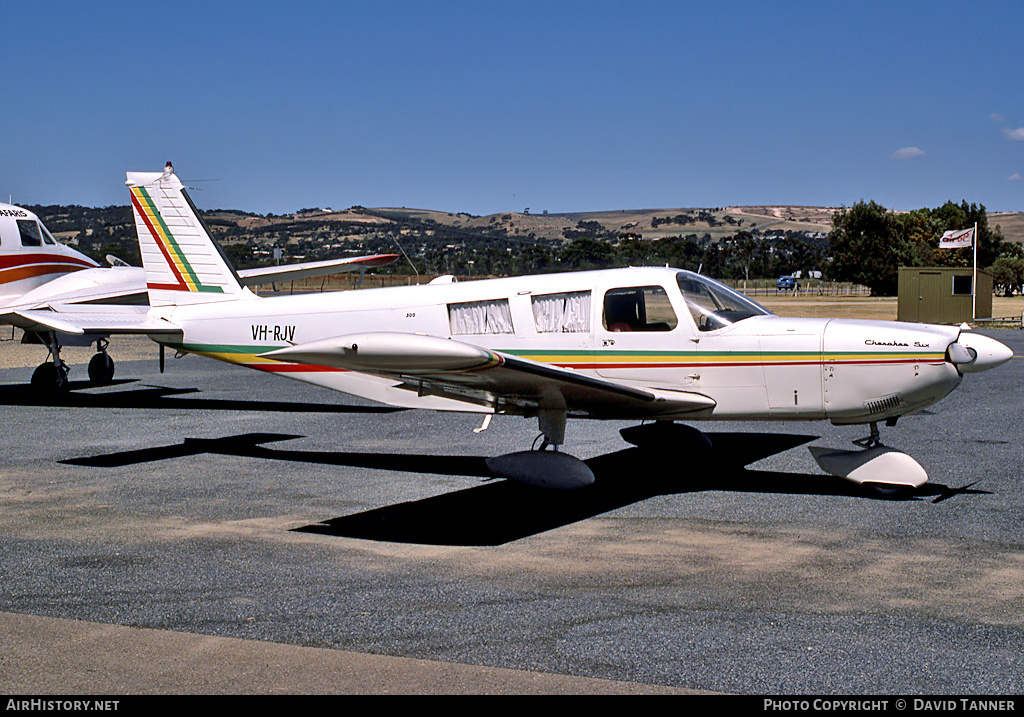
xmin=355 ymin=205 xmax=835 ymax=243
xmin=252 ymin=205 xmax=1021 ymax=244
xmin=24 ymin=202 xmax=1023 ymax=278
xmin=988 ymin=211 xmax=1024 ymax=244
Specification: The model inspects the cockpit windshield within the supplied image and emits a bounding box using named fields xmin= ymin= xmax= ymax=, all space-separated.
xmin=675 ymin=271 xmax=772 ymax=331
xmin=39 ymin=222 xmax=58 ymax=245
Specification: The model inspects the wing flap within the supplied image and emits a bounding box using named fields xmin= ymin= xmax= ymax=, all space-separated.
xmin=260 ymin=332 xmax=716 ymax=418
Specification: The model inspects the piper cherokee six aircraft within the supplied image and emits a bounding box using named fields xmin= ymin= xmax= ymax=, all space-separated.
xmin=0 ymin=184 xmax=398 ymax=390
xmin=4 ymin=166 xmax=1013 ymax=493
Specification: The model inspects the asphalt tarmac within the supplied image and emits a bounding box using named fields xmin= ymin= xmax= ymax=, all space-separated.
xmin=1 ymin=330 xmax=1022 ymax=695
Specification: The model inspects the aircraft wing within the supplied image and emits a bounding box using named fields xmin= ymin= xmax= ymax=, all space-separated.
xmin=236 ymin=254 xmax=399 ymax=286
xmin=0 ymin=305 xmax=182 ymax=338
xmin=259 ymin=331 xmax=716 ymax=419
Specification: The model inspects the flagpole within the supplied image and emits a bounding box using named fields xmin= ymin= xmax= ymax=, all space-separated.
xmin=972 ymin=221 xmax=978 ymax=322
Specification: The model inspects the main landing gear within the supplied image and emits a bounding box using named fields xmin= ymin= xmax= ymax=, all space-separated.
xmin=28 ymin=333 xmax=116 ymax=398
xmin=808 ymin=420 xmax=927 ymax=496
xmin=484 ymin=408 xmax=597 ymax=490
xmin=30 ymin=357 xmax=69 ymax=398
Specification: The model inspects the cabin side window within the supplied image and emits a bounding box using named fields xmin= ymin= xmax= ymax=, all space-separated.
xmin=532 ymin=291 xmax=591 ymax=333
xmin=602 ymin=286 xmax=678 ymax=332
xmin=17 ymin=220 xmax=42 ymax=247
xmin=448 ymin=298 xmax=514 ymax=335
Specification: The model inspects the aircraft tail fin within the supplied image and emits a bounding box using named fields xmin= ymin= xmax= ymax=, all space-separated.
xmin=126 ymin=163 xmax=250 ymax=307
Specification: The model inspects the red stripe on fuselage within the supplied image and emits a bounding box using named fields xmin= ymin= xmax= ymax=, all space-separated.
xmin=549 ymin=358 xmax=944 ymax=370
xmin=245 ymin=362 xmax=343 ymax=373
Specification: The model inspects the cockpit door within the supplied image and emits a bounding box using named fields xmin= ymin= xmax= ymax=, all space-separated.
xmin=595 ymin=283 xmax=697 ymax=384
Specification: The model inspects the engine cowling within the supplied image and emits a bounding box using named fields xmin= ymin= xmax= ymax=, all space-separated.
xmin=822 ymin=320 xmax=963 ymax=424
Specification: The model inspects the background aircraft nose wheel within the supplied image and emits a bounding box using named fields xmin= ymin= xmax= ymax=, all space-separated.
xmin=88 ymin=351 xmax=116 ymax=385
xmin=31 ymin=361 xmax=70 ymax=398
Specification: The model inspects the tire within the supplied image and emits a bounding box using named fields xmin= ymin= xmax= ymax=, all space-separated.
xmin=88 ymin=352 xmax=116 ymax=385
xmin=31 ymin=362 xmax=70 ymax=398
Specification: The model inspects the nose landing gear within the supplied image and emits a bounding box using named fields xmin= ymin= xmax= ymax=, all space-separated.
xmin=809 ymin=421 xmax=927 ymax=496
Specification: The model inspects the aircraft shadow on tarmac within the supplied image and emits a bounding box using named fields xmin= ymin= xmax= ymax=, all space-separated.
xmin=0 ymin=381 xmax=404 ymax=414
xmin=63 ymin=431 xmax=989 ymax=546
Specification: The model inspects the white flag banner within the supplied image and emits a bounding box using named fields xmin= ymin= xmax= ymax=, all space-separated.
xmin=939 ymin=227 xmax=975 ymax=249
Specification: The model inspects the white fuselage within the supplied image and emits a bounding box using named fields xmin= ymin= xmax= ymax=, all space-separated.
xmin=154 ymin=267 xmax=969 ymax=426
xmin=0 ymin=204 xmax=99 ymax=305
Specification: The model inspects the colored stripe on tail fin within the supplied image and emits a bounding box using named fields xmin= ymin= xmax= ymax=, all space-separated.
xmin=126 ymin=164 xmax=250 ymax=307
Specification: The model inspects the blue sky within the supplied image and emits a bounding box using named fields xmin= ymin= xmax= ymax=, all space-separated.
xmin=2 ymin=1 xmax=1023 ymax=215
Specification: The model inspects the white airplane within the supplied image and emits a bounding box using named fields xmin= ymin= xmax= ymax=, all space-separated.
xmin=4 ymin=166 xmax=1013 ymax=493
xmin=0 ymin=174 xmax=398 ymax=390
xmin=0 ymin=202 xmax=100 ymax=301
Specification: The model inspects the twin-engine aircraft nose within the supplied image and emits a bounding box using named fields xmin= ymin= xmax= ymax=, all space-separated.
xmin=947 ymin=332 xmax=1014 ymax=373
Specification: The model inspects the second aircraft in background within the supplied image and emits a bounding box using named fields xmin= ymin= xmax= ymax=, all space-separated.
xmin=0 ymin=168 xmax=397 ymax=389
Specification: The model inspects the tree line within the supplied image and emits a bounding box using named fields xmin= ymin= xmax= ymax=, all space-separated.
xmin=26 ymin=199 xmax=1022 ymax=296
xmin=828 ymin=200 xmax=1023 ymax=295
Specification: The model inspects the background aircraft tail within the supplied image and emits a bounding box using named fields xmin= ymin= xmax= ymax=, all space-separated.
xmin=126 ymin=163 xmax=249 ymax=307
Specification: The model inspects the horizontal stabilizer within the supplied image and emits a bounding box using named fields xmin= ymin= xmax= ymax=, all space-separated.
xmin=0 ymin=305 xmax=182 ymax=338
xmin=236 ymin=254 xmax=399 ymax=286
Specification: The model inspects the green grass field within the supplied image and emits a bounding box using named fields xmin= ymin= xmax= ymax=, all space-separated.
xmin=759 ymin=294 xmax=1024 ymax=323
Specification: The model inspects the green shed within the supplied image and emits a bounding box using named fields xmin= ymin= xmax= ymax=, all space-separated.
xmin=897 ymin=267 xmax=992 ymax=324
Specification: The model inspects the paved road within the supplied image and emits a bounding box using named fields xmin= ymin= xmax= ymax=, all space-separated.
xmin=1 ymin=330 xmax=1022 ymax=694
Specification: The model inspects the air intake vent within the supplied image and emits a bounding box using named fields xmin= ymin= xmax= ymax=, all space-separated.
xmin=865 ymin=394 xmax=902 ymax=415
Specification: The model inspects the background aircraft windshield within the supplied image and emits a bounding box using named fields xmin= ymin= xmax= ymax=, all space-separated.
xmin=676 ymin=271 xmax=772 ymax=331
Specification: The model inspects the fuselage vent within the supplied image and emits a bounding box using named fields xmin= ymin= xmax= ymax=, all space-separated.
xmin=865 ymin=394 xmax=902 ymax=415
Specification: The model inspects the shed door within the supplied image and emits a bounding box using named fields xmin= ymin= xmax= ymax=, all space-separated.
xmin=918 ymin=271 xmax=944 ymax=322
